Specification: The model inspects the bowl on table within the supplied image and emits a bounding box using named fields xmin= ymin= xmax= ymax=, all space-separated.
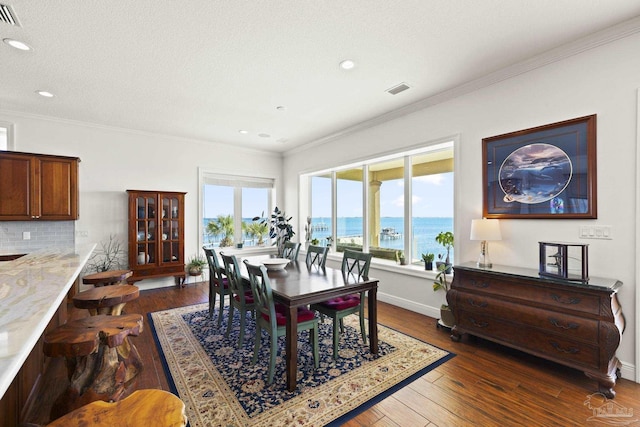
xmin=261 ymin=258 xmax=291 ymax=271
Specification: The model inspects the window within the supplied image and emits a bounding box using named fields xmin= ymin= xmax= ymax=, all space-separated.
xmin=0 ymin=122 xmax=14 ymax=151
xmin=199 ymin=171 xmax=274 ymax=248
xmin=304 ymin=139 xmax=454 ymax=264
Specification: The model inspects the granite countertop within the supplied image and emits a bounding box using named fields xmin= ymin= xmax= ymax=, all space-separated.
xmin=0 ymin=243 xmax=95 ymax=399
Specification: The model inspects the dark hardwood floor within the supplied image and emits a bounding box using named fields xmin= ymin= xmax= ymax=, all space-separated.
xmin=27 ymin=281 xmax=640 ymax=426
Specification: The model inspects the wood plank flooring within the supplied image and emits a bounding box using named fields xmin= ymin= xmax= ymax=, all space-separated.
xmin=26 ymin=281 xmax=640 ymax=427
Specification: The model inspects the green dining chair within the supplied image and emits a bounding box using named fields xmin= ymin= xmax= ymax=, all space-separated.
xmin=305 ymin=245 xmax=329 ymax=271
xmin=244 ymin=260 xmax=319 ymax=385
xmin=220 ymin=253 xmax=255 ymax=348
xmin=282 ymin=241 xmax=301 ymax=261
xmin=203 ymin=246 xmax=228 ymax=326
xmin=310 ymin=249 xmax=371 ymax=359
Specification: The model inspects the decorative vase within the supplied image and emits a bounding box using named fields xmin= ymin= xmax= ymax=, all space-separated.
xmin=425 ymin=261 xmax=433 ymax=270
xmin=137 ymin=252 xmax=146 ymax=265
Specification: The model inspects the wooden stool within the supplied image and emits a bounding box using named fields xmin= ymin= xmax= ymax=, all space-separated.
xmin=82 ymin=269 xmax=133 ymax=287
xmin=46 ymin=389 xmax=187 ymax=427
xmin=73 ymin=284 xmax=139 ymax=315
xmin=43 ymin=314 xmax=144 ymax=420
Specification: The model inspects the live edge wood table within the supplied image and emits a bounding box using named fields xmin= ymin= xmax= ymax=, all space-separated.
xmin=448 ymin=262 xmax=625 ymax=398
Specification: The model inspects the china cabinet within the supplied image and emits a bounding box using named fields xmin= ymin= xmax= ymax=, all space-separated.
xmin=0 ymin=151 xmax=79 ymax=220
xmin=127 ymin=190 xmax=186 ymax=285
xmin=448 ymin=262 xmax=624 ymax=398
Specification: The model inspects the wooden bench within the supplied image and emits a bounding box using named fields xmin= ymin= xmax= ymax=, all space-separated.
xmin=72 ymin=284 xmax=139 ymax=316
xmin=46 ymin=389 xmax=187 ymax=426
xmin=82 ymin=270 xmax=133 ymax=287
xmin=43 ymin=314 xmax=144 ymax=419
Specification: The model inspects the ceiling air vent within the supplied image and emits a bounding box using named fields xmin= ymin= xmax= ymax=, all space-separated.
xmin=386 ymin=83 xmax=410 ymax=95
xmin=0 ymin=3 xmax=20 ymax=26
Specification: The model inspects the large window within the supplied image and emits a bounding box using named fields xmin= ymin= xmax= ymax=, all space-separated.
xmin=200 ymin=172 xmax=274 ymax=248
xmin=304 ymin=139 xmax=454 ymax=264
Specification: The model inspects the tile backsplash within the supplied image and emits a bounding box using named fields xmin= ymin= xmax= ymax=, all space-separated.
xmin=0 ymin=221 xmax=75 ymax=254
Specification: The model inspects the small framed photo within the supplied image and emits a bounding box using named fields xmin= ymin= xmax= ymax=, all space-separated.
xmin=483 ymin=115 xmax=597 ymax=219
xmin=539 ymin=242 xmax=589 ymax=282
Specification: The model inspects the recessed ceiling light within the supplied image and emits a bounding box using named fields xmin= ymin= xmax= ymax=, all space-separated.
xmin=36 ymin=90 xmax=54 ymax=98
xmin=276 ymin=106 xmax=286 ymax=111
xmin=239 ymin=130 xmax=249 ymax=134
xmin=258 ymin=133 xmax=271 ymax=138
xmin=339 ymin=59 xmax=355 ymax=70
xmin=3 ymin=38 xmax=32 ymax=51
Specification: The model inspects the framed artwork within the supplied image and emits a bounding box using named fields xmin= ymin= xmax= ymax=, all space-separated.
xmin=482 ymin=115 xmax=597 ymax=219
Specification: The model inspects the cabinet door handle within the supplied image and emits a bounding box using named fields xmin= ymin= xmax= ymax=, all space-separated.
xmin=549 ymin=318 xmax=579 ymax=330
xmin=470 ymin=318 xmax=488 ymax=328
xmin=467 ymin=298 xmax=487 ymax=308
xmin=470 ymin=280 xmax=489 ymax=289
xmin=549 ymin=341 xmax=579 ymax=354
xmin=550 ymin=294 xmax=581 ymax=305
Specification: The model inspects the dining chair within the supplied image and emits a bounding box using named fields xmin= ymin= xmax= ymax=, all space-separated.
xmin=281 ymin=241 xmax=301 ymax=261
xmin=220 ymin=253 xmax=255 ymax=348
xmin=203 ymin=246 xmax=228 ymax=326
xmin=305 ymin=245 xmax=329 ymax=271
xmin=244 ymin=260 xmax=319 ymax=385
xmin=310 ymin=249 xmax=372 ymax=359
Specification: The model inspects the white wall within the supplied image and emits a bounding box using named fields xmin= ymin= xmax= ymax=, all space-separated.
xmin=283 ymin=32 xmax=640 ymax=379
xmin=0 ymin=112 xmax=283 ymax=289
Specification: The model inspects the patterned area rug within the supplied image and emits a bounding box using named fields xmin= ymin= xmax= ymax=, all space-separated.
xmin=149 ymin=302 xmax=454 ymax=427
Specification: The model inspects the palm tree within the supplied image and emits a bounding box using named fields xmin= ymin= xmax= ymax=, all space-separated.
xmin=244 ymin=221 xmax=268 ymax=245
xmin=206 ymin=214 xmax=234 ymax=247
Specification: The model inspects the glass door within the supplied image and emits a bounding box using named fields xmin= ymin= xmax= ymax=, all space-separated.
xmin=161 ymin=195 xmax=181 ymax=264
xmin=136 ymin=195 xmax=156 ymax=266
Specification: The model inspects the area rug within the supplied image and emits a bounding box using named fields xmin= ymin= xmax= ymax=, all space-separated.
xmin=148 ymin=302 xmax=454 ymax=427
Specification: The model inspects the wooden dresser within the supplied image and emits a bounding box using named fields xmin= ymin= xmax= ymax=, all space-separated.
xmin=448 ymin=262 xmax=625 ymax=398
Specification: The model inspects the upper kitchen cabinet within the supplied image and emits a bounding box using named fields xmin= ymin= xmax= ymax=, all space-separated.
xmin=0 ymin=151 xmax=80 ymax=220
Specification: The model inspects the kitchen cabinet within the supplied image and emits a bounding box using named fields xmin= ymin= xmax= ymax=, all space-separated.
xmin=448 ymin=262 xmax=624 ymax=398
xmin=0 ymin=151 xmax=79 ymax=220
xmin=127 ymin=190 xmax=186 ymax=285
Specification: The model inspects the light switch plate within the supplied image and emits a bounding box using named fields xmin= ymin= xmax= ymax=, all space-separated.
xmin=579 ymin=225 xmax=612 ymax=240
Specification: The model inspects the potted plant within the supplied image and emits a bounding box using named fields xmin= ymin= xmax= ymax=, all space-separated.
xmin=253 ymin=207 xmax=295 ymax=257
xmin=435 ymin=231 xmax=454 ymax=273
xmin=396 ymin=250 xmax=407 ymax=265
xmin=433 ymin=262 xmax=455 ymax=327
xmin=421 ymin=253 xmax=434 ymax=270
xmin=186 ymin=254 xmax=207 ymax=276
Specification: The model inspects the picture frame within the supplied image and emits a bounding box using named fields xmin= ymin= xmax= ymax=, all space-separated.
xmin=482 ymin=115 xmax=597 ymax=219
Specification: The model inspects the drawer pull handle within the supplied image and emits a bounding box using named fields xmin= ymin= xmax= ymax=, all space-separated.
xmin=549 ymin=318 xmax=579 ymax=330
xmin=468 ymin=298 xmax=487 ymax=308
xmin=550 ymin=294 xmax=581 ymax=305
xmin=470 ymin=280 xmax=489 ymax=289
xmin=470 ymin=318 xmax=488 ymax=328
xmin=549 ymin=341 xmax=579 ymax=354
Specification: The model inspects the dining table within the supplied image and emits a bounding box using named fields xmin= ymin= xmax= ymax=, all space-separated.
xmin=240 ymin=255 xmax=379 ymax=392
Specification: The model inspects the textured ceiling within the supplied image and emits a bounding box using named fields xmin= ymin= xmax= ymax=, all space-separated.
xmin=1 ymin=1 xmax=640 ymax=153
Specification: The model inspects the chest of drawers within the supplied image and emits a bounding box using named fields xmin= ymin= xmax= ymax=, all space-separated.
xmin=448 ymin=262 xmax=625 ymax=398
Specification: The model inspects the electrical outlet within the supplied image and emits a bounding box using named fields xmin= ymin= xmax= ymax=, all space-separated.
xmin=76 ymin=230 xmax=89 ymax=237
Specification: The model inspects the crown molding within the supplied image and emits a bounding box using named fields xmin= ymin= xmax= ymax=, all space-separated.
xmin=285 ymin=15 xmax=640 ymax=157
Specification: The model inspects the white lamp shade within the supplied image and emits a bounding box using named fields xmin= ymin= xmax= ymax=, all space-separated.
xmin=470 ymin=219 xmax=502 ymax=241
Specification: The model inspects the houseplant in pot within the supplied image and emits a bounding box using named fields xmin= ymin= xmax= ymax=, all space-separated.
xmin=433 ymin=262 xmax=455 ymax=327
xmin=186 ymin=254 xmax=207 ymax=276
xmin=252 ymin=206 xmax=295 ymax=257
xmin=435 ymin=231 xmax=454 ymax=274
xmin=421 ymin=252 xmax=434 ymax=270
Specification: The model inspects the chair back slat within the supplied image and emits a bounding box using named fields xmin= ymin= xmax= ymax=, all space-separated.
xmin=282 ymin=242 xmax=301 ymax=261
xmin=244 ymin=261 xmax=277 ymax=329
xmin=306 ymin=245 xmax=329 ymax=270
xmin=341 ymin=249 xmax=372 ymax=280
xmin=221 ymin=253 xmax=249 ymax=303
xmin=203 ymin=247 xmax=224 ymax=285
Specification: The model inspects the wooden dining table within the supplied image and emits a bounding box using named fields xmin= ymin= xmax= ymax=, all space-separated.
xmin=241 ymin=256 xmax=379 ymax=392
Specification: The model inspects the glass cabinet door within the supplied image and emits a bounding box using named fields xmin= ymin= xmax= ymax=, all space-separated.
xmin=160 ymin=195 xmax=181 ymax=264
xmin=136 ymin=196 xmax=156 ymax=266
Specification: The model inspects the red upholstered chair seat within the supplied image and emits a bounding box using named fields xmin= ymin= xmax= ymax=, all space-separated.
xmin=234 ymin=290 xmax=254 ymax=304
xmin=215 ymin=278 xmax=229 ymax=289
xmin=262 ymin=304 xmax=316 ymax=326
xmin=318 ymin=294 xmax=360 ymax=311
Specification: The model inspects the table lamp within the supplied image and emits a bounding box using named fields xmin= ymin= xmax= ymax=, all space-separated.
xmin=470 ymin=219 xmax=501 ymax=268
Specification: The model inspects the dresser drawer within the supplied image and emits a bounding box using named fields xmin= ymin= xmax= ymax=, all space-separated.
xmin=454 ymin=271 xmax=601 ymax=316
xmin=456 ymin=310 xmax=600 ymax=369
xmin=455 ymin=292 xmax=599 ymax=343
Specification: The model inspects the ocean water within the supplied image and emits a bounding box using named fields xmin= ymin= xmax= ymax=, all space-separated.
xmin=203 ymin=217 xmax=453 ymax=262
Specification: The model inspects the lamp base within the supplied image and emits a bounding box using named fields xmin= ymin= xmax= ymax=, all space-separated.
xmin=477 ymin=241 xmax=492 ymax=268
